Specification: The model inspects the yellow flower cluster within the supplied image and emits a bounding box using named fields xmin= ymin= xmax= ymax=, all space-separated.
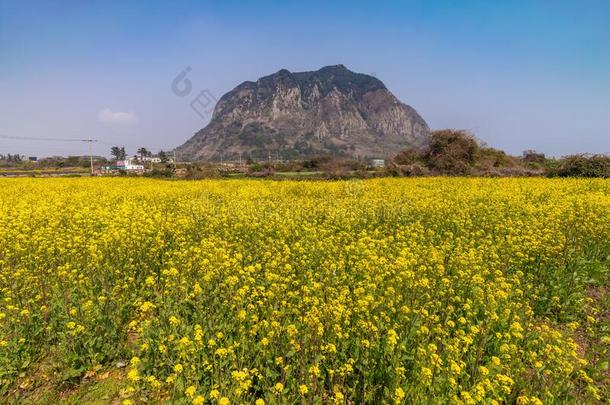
xmin=0 ymin=177 xmax=608 ymax=403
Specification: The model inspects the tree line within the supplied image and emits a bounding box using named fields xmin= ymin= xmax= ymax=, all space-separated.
xmin=109 ymin=146 xmax=170 ymax=162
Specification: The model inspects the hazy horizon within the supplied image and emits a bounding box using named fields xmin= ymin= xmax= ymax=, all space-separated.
xmin=1 ymin=1 xmax=609 ymax=158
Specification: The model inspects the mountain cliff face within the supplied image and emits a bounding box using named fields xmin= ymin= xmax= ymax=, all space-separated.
xmin=175 ymin=65 xmax=429 ymax=161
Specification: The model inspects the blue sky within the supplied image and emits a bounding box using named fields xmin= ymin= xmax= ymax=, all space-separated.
xmin=1 ymin=0 xmax=609 ymax=157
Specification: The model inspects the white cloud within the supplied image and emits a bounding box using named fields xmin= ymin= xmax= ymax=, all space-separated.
xmin=98 ymin=108 xmax=137 ymax=124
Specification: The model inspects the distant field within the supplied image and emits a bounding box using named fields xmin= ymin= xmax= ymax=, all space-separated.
xmin=0 ymin=178 xmax=608 ymax=403
xmin=0 ymin=167 xmax=89 ymax=177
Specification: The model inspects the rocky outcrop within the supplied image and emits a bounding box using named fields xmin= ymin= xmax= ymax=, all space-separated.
xmin=175 ymin=65 xmax=429 ymax=161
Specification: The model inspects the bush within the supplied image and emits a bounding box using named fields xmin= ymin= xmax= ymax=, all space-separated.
xmin=302 ymin=156 xmax=333 ymax=170
xmin=184 ymin=164 xmax=221 ymax=179
xmin=478 ymin=147 xmax=514 ymax=169
xmin=300 ymin=156 xmax=365 ymax=173
xmin=248 ymin=162 xmax=275 ymax=177
xmin=248 ymin=163 xmax=265 ymax=173
xmin=273 ymin=161 xmax=305 ymax=173
xmin=393 ymin=149 xmax=424 ymax=166
xmin=390 ymin=130 xmax=551 ymax=177
xmin=523 ymin=150 xmax=546 ymax=165
xmin=389 ymin=129 xmax=480 ymax=176
xmin=426 ymin=130 xmax=479 ymax=175
xmin=144 ymin=168 xmax=173 ymax=178
xmin=400 ymin=163 xmax=430 ymax=177
xmin=549 ymin=154 xmax=610 ymax=178
xmin=385 ymin=162 xmax=430 ymax=177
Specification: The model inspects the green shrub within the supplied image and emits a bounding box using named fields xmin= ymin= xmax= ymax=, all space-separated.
xmin=549 ymin=154 xmax=610 ymax=178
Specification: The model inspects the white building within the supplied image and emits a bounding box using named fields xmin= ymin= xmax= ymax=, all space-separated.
xmin=141 ymin=156 xmax=162 ymax=163
xmin=115 ymin=159 xmax=144 ymax=171
xmin=370 ymin=159 xmax=385 ymax=168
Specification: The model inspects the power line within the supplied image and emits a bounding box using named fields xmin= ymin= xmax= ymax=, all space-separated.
xmin=0 ymin=134 xmax=99 ymax=175
xmin=0 ymin=134 xmax=179 ymax=162
xmin=0 ymin=135 xmax=95 ymax=142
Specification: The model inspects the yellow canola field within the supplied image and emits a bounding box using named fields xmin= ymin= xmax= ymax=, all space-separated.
xmin=0 ymin=178 xmax=609 ymax=403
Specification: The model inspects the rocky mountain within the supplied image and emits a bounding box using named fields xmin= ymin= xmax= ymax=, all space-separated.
xmin=175 ymin=65 xmax=430 ymax=161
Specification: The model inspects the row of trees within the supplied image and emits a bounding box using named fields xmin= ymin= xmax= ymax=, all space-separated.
xmin=109 ymin=146 xmax=170 ymax=163
xmin=0 ymin=154 xmax=24 ymax=162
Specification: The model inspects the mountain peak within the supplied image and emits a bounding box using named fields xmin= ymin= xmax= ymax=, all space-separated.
xmin=275 ymin=68 xmax=292 ymax=76
xmin=318 ymin=64 xmax=348 ymax=72
xmin=175 ymin=66 xmax=429 ymax=161
xmin=272 ymin=64 xmax=349 ymax=76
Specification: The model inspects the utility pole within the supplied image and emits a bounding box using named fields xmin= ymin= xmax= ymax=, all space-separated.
xmin=0 ymin=136 xmax=98 ymax=174
xmin=84 ymin=139 xmax=98 ymax=176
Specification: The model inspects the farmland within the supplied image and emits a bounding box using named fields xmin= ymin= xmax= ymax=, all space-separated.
xmin=0 ymin=178 xmax=608 ymax=403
